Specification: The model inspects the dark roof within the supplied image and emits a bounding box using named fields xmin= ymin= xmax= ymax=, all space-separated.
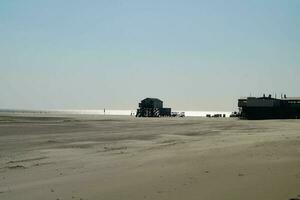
xmin=239 ymin=96 xmax=300 ymax=101
xmin=142 ymin=98 xmax=163 ymax=102
xmin=282 ymin=97 xmax=300 ymax=101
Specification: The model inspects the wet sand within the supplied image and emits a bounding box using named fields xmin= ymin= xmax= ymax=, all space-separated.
xmin=0 ymin=115 xmax=300 ymax=200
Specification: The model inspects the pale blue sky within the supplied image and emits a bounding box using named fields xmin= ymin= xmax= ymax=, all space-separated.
xmin=0 ymin=0 xmax=299 ymax=110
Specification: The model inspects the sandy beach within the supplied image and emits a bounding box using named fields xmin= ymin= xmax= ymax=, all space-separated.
xmin=0 ymin=115 xmax=300 ymax=200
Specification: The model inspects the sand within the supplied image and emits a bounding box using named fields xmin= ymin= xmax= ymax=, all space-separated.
xmin=0 ymin=115 xmax=300 ymax=200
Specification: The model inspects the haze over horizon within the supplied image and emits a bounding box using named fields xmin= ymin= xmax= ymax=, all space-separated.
xmin=1 ymin=0 xmax=299 ymax=111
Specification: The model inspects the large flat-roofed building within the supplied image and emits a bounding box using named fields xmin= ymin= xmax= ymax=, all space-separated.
xmin=136 ymin=98 xmax=171 ymax=117
xmin=238 ymin=95 xmax=300 ymax=119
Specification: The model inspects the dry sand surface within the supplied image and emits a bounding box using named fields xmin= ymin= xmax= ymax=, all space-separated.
xmin=0 ymin=115 xmax=300 ymax=200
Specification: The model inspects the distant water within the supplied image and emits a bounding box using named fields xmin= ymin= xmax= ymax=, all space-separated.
xmin=0 ymin=109 xmax=233 ymax=117
xmin=176 ymin=111 xmax=232 ymax=117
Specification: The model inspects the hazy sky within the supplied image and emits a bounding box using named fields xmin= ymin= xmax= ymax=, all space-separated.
xmin=0 ymin=0 xmax=299 ymax=111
